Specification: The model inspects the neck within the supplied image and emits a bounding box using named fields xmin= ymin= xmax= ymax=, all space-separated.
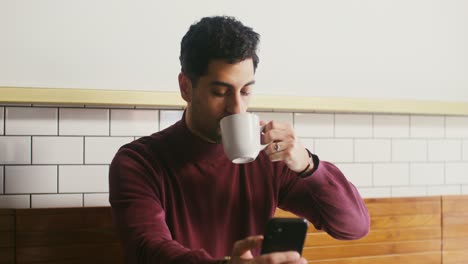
xmin=184 ymin=109 xmax=217 ymax=144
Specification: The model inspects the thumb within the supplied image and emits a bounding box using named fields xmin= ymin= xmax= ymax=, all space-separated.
xmin=232 ymin=235 xmax=264 ymax=257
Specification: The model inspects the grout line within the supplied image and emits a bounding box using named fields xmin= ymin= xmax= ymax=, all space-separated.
xmin=57 ymin=165 xmax=59 ymax=194
xmin=352 ymin=138 xmax=355 ymax=163
xmin=332 ymin=113 xmax=336 ymax=138
xmin=158 ymin=109 xmax=161 ymax=132
xmin=108 ymin=108 xmax=112 ymax=136
xmin=30 ymin=136 xmax=33 ymax=164
xmin=443 ymin=115 xmax=447 ymax=139
xmin=2 ymin=166 xmax=5 ymax=194
xmin=83 ymin=137 xmax=85 ymax=165
xmin=292 ymin=112 xmax=295 ymax=131
xmin=2 ymin=106 xmax=5 ymax=136
xmin=57 ymin=107 xmax=60 ymax=136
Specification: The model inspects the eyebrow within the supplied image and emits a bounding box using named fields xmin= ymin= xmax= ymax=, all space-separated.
xmin=209 ymin=80 xmax=256 ymax=89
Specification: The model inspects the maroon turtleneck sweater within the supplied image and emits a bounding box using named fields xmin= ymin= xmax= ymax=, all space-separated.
xmin=109 ymin=117 xmax=370 ymax=264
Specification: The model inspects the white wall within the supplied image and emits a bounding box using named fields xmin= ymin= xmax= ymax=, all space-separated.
xmin=1 ymin=0 xmax=468 ymax=101
xmin=1 ymin=105 xmax=468 ymax=208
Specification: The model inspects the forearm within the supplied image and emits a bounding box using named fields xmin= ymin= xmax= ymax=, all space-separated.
xmin=281 ymin=161 xmax=370 ymax=240
xmin=112 ymin=203 xmax=218 ymax=264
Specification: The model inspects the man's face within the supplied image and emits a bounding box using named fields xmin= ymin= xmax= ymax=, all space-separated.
xmin=183 ymin=58 xmax=255 ymax=143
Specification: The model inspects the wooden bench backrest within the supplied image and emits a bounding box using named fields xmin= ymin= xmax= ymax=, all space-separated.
xmin=14 ymin=207 xmax=123 ymax=264
xmin=443 ymin=195 xmax=468 ymax=264
xmin=0 ymin=210 xmax=15 ymax=264
xmin=275 ymin=196 xmax=442 ymax=264
xmin=1 ymin=196 xmax=467 ymax=263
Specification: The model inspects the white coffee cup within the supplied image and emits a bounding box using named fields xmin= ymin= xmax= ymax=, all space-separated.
xmin=220 ymin=113 xmax=268 ymax=164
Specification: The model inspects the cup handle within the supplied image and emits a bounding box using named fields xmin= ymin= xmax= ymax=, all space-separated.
xmin=259 ymin=124 xmax=271 ymax=151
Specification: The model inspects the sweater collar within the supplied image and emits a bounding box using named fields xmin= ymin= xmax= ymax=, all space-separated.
xmin=172 ymin=112 xmax=228 ymax=164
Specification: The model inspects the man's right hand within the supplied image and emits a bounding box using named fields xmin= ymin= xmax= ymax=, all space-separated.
xmin=229 ymin=236 xmax=307 ymax=264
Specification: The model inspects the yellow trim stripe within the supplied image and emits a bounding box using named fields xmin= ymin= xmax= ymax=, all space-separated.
xmin=1 ymin=87 xmax=468 ymax=115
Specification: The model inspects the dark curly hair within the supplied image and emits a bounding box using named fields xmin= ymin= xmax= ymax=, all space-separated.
xmin=179 ymin=16 xmax=260 ymax=85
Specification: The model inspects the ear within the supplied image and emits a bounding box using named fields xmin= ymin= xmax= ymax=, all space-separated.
xmin=178 ymin=72 xmax=192 ymax=103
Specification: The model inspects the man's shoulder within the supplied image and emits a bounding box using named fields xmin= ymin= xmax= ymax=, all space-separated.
xmin=121 ymin=122 xmax=180 ymax=153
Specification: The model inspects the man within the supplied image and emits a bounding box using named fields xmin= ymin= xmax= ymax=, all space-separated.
xmin=109 ymin=16 xmax=369 ymax=264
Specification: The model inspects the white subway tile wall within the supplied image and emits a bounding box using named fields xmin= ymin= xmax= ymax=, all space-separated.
xmin=32 ymin=194 xmax=83 ymax=208
xmin=427 ymin=185 xmax=461 ymax=196
xmin=59 ymin=165 xmax=109 ymax=193
xmin=0 ymin=107 xmax=4 ymax=135
xmin=0 ymin=136 xmax=31 ymax=164
xmin=358 ymin=187 xmax=391 ymax=198
xmin=463 ymin=185 xmax=468 ymax=194
xmin=373 ymin=163 xmax=410 ymax=186
xmin=84 ymin=193 xmax=110 ymax=207
xmin=32 ymin=136 xmax=83 ymax=164
xmin=85 ymin=137 xmax=133 ymax=164
xmin=159 ymin=110 xmax=184 ymax=131
xmin=392 ymin=139 xmax=427 ymax=162
xmin=428 ymin=139 xmax=462 ymax=161
xmin=59 ymin=108 xmax=109 ymax=136
xmin=463 ymin=140 xmax=468 ymax=160
xmin=410 ymin=163 xmax=445 ymax=185
xmin=294 ymin=113 xmax=334 ymax=138
xmin=354 ymin=139 xmax=391 ymax=162
xmin=255 ymin=112 xmax=292 ymax=125
xmin=300 ymin=138 xmax=314 ymax=153
xmin=110 ymin=109 xmax=159 ymax=136
xmin=315 ymin=139 xmax=354 ymax=162
xmin=335 ymin=163 xmax=373 ymax=187
xmin=0 ymin=195 xmax=30 ymax=208
xmin=445 ymin=162 xmax=468 ymax=184
xmin=410 ymin=116 xmax=445 ymax=138
xmin=373 ymin=115 xmax=409 ymax=138
xmin=391 ymin=186 xmax=427 ymax=197
xmin=5 ymin=166 xmax=57 ymax=194
xmin=335 ymin=114 xmax=373 ymax=138
xmin=1 ymin=105 xmax=468 ymax=208
xmin=446 ymin=116 xmax=468 ymax=138
xmin=6 ymin=107 xmax=58 ymax=135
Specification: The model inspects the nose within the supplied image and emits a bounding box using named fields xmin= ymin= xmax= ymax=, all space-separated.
xmin=226 ymin=93 xmax=244 ymax=114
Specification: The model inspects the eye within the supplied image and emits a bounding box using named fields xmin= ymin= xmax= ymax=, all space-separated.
xmin=241 ymin=88 xmax=252 ymax=96
xmin=212 ymin=88 xmax=228 ymax=97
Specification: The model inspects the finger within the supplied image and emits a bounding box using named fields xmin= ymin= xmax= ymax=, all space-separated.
xmin=260 ymin=120 xmax=268 ymax=126
xmin=262 ymin=129 xmax=292 ymax=145
xmin=257 ymin=251 xmax=301 ymax=264
xmin=263 ymin=121 xmax=292 ymax=132
xmin=232 ymin=235 xmax=264 ymax=257
xmin=269 ymin=148 xmax=292 ymax=163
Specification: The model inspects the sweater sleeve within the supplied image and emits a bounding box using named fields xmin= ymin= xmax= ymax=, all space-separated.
xmin=109 ymin=147 xmax=218 ymax=264
xmin=277 ymin=160 xmax=370 ymax=240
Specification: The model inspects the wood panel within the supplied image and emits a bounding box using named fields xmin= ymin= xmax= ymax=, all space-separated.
xmin=4 ymin=195 xmax=468 ymax=264
xmin=307 ymin=252 xmax=441 ymax=264
xmin=276 ymin=196 xmax=442 ymax=263
xmin=442 ymin=195 xmax=468 ymax=264
xmin=15 ymin=207 xmax=123 ymax=264
xmin=0 ymin=209 xmax=15 ymax=264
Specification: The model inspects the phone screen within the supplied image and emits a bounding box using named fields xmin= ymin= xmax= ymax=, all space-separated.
xmin=260 ymin=217 xmax=309 ymax=255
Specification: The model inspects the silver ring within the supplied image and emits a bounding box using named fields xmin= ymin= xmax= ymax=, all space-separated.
xmin=274 ymin=143 xmax=280 ymax=152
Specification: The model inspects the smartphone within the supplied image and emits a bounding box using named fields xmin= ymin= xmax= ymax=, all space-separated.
xmin=260 ymin=217 xmax=309 ymax=255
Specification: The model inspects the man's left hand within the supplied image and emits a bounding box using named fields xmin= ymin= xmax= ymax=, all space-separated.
xmin=261 ymin=120 xmax=312 ymax=173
